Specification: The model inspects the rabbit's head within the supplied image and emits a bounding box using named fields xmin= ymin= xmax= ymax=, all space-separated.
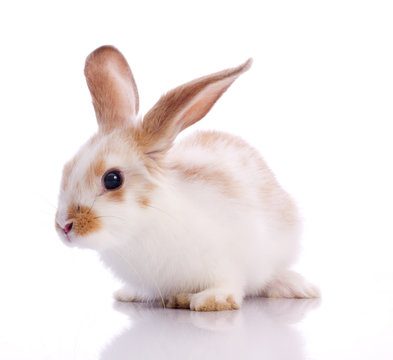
xmin=55 ymin=45 xmax=251 ymax=251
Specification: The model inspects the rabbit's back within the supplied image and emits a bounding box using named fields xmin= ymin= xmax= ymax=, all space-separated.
xmin=169 ymin=130 xmax=295 ymax=216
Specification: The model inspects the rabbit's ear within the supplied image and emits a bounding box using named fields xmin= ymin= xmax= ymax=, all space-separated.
xmin=135 ymin=59 xmax=252 ymax=157
xmin=84 ymin=46 xmax=139 ymax=132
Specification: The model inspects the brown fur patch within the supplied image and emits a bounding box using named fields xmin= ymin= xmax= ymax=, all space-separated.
xmin=67 ymin=205 xmax=101 ymax=236
xmin=192 ymin=130 xmax=259 ymax=154
xmin=125 ymin=173 xmax=156 ymax=208
xmin=93 ymin=158 xmax=105 ymax=177
xmin=55 ymin=215 xmax=62 ymax=232
xmin=192 ymin=132 xmax=299 ymax=226
xmin=194 ymin=295 xmax=239 ymax=311
xmin=192 ymin=130 xmax=227 ymax=149
xmin=137 ymin=196 xmax=150 ymax=208
xmin=104 ymin=173 xmax=156 ymax=205
xmin=106 ymin=187 xmax=125 ymax=202
xmin=136 ymin=181 xmax=157 ymax=208
xmin=166 ymin=293 xmax=192 ymax=309
xmin=86 ymin=157 xmax=106 ymax=190
xmin=171 ymin=164 xmax=237 ymax=198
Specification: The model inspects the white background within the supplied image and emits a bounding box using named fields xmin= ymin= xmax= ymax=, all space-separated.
xmin=0 ymin=1 xmax=392 ymax=359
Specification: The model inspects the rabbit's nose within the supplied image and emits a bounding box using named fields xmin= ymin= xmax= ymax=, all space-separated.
xmin=63 ymin=222 xmax=73 ymax=234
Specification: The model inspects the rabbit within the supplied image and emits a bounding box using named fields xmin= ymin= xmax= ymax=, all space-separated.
xmin=55 ymin=45 xmax=320 ymax=311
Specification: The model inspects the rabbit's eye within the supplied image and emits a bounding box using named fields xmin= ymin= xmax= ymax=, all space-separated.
xmin=103 ymin=170 xmax=123 ymax=190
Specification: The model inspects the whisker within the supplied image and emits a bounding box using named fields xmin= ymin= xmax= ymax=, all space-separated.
xmin=41 ymin=197 xmax=58 ymax=210
xmin=87 ymin=196 xmax=98 ymax=214
xmin=40 ymin=210 xmax=57 ymax=217
xmin=93 ymin=215 xmax=126 ymax=222
xmin=144 ymin=204 xmax=177 ymax=222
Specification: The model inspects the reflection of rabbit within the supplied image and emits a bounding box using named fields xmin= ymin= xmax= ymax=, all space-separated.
xmin=56 ymin=45 xmax=319 ymax=311
xmin=100 ymin=299 xmax=320 ymax=360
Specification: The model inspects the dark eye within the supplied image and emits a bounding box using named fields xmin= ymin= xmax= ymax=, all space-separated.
xmin=103 ymin=170 xmax=123 ymax=190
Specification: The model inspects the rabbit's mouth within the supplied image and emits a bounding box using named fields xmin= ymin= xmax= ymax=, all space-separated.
xmin=63 ymin=233 xmax=72 ymax=243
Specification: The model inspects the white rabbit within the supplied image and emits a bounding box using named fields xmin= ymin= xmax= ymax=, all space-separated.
xmin=55 ymin=46 xmax=319 ymax=311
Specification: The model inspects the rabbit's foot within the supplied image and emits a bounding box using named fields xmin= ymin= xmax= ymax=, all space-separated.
xmin=166 ymin=293 xmax=192 ymax=309
xmin=190 ymin=288 xmax=242 ymax=311
xmin=113 ymin=286 xmax=145 ymax=302
xmin=262 ymin=270 xmax=320 ymax=298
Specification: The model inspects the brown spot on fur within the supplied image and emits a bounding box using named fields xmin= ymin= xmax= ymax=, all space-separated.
xmin=192 ymin=130 xmax=260 ymax=156
xmin=136 ymin=182 xmax=157 ymax=208
xmin=93 ymin=158 xmax=105 ymax=177
xmin=67 ymin=205 xmax=101 ymax=236
xmin=171 ymin=164 xmax=237 ymax=198
xmin=104 ymin=174 xmax=156 ymax=205
xmin=166 ymin=293 xmax=192 ymax=309
xmin=86 ymin=157 xmax=106 ymax=189
xmin=194 ymin=295 xmax=239 ymax=311
xmin=191 ymin=131 xmax=299 ymax=226
xmin=192 ymin=130 xmax=224 ymax=149
xmin=106 ymin=187 xmax=125 ymax=202
xmin=137 ymin=196 xmax=150 ymax=208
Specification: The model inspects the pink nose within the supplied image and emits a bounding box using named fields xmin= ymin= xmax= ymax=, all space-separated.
xmin=63 ymin=222 xmax=73 ymax=234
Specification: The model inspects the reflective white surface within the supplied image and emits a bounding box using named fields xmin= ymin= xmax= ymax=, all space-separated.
xmin=0 ymin=249 xmax=392 ymax=360
xmin=103 ymin=298 xmax=320 ymax=360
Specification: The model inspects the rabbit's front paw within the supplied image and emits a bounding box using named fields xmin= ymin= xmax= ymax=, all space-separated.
xmin=166 ymin=293 xmax=192 ymax=309
xmin=190 ymin=289 xmax=242 ymax=311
